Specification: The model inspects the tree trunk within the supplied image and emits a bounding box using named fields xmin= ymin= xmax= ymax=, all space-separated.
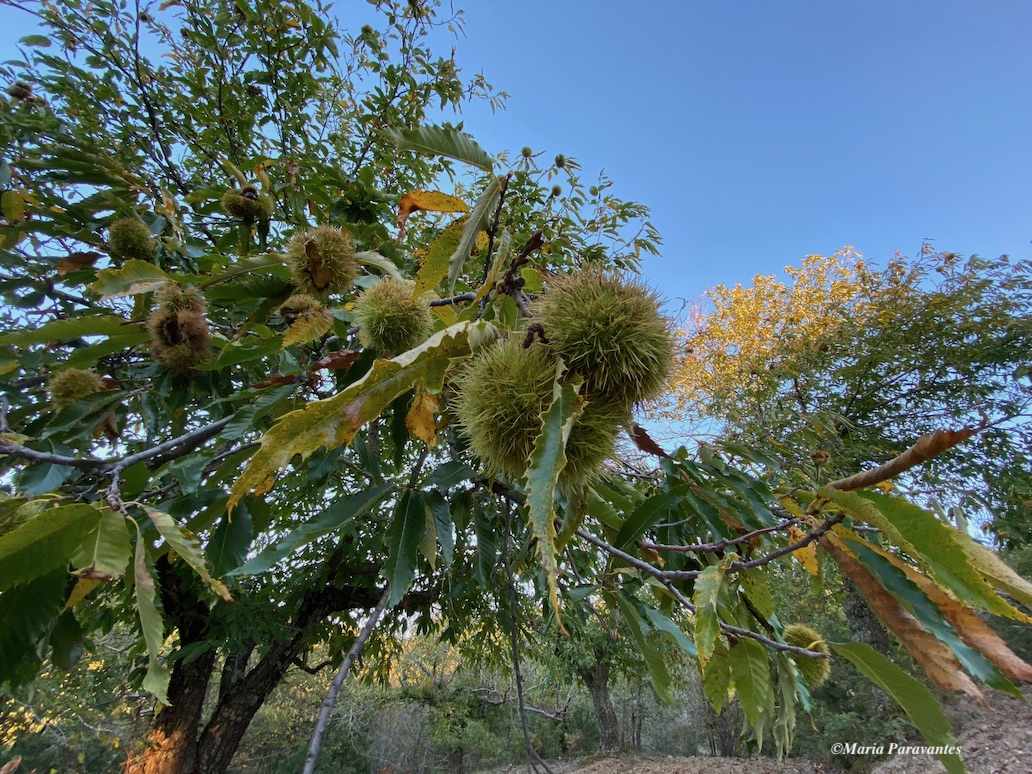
xmin=124 ymin=647 xmax=216 ymax=774
xmin=843 ymin=581 xmax=892 ymax=655
xmin=580 ymin=647 xmax=620 ymax=753
xmin=124 ymin=557 xmax=397 ymax=774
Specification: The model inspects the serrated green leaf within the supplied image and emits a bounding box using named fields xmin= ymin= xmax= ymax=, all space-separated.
xmin=282 ymin=308 xmax=333 ymax=348
xmin=525 ymin=373 xmax=584 ymax=622
xmin=729 ymin=638 xmax=773 ymax=726
xmin=133 ymin=529 xmax=169 ymax=704
xmin=0 ymin=504 xmax=101 ymax=592
xmin=773 ymin=652 xmax=801 ymax=759
xmin=831 ymin=488 xmax=1028 ymax=621
xmin=830 ymin=642 xmax=963 ymax=774
xmin=428 ymin=490 xmax=454 ymax=569
xmin=355 ymin=250 xmax=403 ymax=281
xmin=385 ymin=124 xmax=493 ymax=174
xmin=447 ymin=177 xmax=499 ymax=292
xmin=0 ymin=570 xmax=67 ymax=688
xmin=89 ymin=260 xmax=168 ymax=299
xmin=49 ymin=610 xmax=84 ymax=670
xmin=383 ymin=490 xmax=428 ymax=607
xmin=740 ymin=569 xmax=774 ymax=620
xmin=206 ymin=510 xmax=253 ymax=577
xmin=643 ymin=606 xmax=697 ymax=656
xmin=424 ymin=460 xmax=476 ymax=491
xmin=19 ymin=34 xmax=51 ymax=47
xmin=845 ymin=535 xmax=1020 ymax=696
xmin=952 ymin=529 xmax=1032 ymax=609
xmin=609 ymin=591 xmax=675 ymax=705
xmin=43 ymin=390 xmax=126 ymax=440
xmin=141 ymin=506 xmax=231 ymax=601
xmin=0 ymin=314 xmax=137 ymax=347
xmin=703 ymin=640 xmax=731 ymax=712
xmin=614 ymin=485 xmax=689 ymax=551
xmin=71 ymin=508 xmax=130 ymax=580
xmin=694 ymin=561 xmax=728 ymax=661
xmin=229 ymin=321 xmax=483 ymax=512
xmin=232 ymin=487 xmax=391 ymax=575
xmin=65 ymin=329 xmax=150 ymax=368
xmin=473 ymin=501 xmax=498 ymax=588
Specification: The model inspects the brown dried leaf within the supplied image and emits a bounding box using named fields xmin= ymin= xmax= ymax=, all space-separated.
xmin=830 ymin=427 xmax=977 ymax=492
xmin=56 ymin=251 xmax=101 ymax=276
xmin=252 ymin=373 xmax=300 ymax=390
xmin=900 ymin=560 xmax=1032 ymax=683
xmin=629 ymin=422 xmax=672 ymax=458
xmin=822 ymin=531 xmax=985 ymax=700
xmin=311 ymin=349 xmax=360 ymax=372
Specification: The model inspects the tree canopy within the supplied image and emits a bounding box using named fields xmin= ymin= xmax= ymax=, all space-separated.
xmin=672 ymin=248 xmax=1032 ymax=543
xmin=1 ymin=2 xmax=1031 ymax=773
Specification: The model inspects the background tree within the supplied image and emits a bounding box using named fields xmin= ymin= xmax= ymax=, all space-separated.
xmin=2 ymin=3 xmax=1032 ymax=774
xmin=671 ymin=248 xmax=1032 ymax=544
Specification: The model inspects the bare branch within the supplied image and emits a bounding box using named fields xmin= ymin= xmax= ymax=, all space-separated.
xmin=302 ymin=585 xmax=391 ymax=774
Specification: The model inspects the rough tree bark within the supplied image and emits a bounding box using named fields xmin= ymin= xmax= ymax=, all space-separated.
xmin=124 ymin=557 xmax=422 ymax=774
xmin=580 ymin=647 xmax=621 ymax=753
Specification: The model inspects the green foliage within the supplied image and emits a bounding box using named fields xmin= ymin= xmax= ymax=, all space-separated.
xmin=831 ymin=642 xmax=964 ymax=774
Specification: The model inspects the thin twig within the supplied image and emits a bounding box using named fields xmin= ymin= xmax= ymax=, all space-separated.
xmin=575 ymin=528 xmax=828 ymax=660
xmin=302 ymin=585 xmax=391 ymax=774
xmin=641 ymin=518 xmax=799 ymax=554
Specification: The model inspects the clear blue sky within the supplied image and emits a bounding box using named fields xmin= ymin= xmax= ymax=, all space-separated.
xmin=5 ymin=1 xmax=1031 ymax=306
xmin=443 ymin=1 xmax=1032 ymax=303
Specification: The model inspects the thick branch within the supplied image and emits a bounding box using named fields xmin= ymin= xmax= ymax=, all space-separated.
xmin=0 ymin=416 xmax=233 ymax=474
xmin=827 ymin=427 xmax=978 ymax=491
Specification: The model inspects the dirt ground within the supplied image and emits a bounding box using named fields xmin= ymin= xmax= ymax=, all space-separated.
xmin=489 ymin=686 xmax=1032 ymax=774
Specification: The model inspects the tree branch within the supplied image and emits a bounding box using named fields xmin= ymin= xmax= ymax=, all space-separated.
xmin=302 ymin=585 xmax=391 ymax=774
xmin=827 ymin=426 xmax=979 ymax=491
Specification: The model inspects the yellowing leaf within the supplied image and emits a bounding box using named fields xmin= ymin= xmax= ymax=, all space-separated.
xmin=415 ymin=216 xmax=466 ymax=296
xmin=229 ymin=321 xmax=484 ymax=512
xmin=1 ymin=189 xmax=26 ymax=223
xmin=90 ymin=260 xmax=168 ymax=300
xmin=397 ymin=190 xmax=468 ymax=240
xmin=405 ymin=388 xmax=439 ymax=448
xmin=787 ymin=525 xmax=818 ymax=575
xmin=281 ymin=308 xmax=333 ymax=348
xmin=822 ymin=531 xmax=983 ymax=699
xmin=63 ymin=577 xmax=103 ymax=611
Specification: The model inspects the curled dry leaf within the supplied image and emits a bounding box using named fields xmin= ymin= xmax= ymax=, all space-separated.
xmin=56 ymin=250 xmax=101 ymax=276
